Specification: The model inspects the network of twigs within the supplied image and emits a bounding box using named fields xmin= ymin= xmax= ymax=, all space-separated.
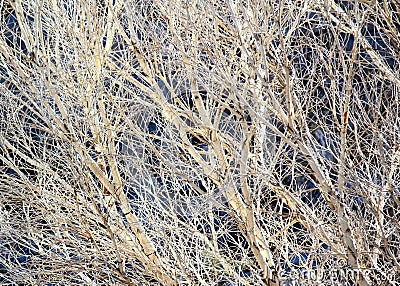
xmin=0 ymin=0 xmax=399 ymax=285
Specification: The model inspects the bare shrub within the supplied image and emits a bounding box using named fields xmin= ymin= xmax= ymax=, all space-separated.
xmin=1 ymin=0 xmax=399 ymax=285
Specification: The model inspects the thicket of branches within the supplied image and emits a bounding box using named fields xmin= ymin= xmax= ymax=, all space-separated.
xmin=0 ymin=0 xmax=399 ymax=285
